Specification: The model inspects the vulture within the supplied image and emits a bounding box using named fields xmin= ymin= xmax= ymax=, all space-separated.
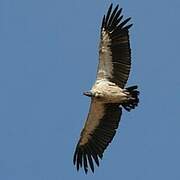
xmin=73 ymin=3 xmax=139 ymax=173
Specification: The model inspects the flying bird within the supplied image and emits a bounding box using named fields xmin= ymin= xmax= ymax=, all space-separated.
xmin=73 ymin=3 xmax=139 ymax=173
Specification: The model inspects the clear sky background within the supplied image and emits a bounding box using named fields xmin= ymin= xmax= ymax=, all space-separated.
xmin=0 ymin=0 xmax=180 ymax=179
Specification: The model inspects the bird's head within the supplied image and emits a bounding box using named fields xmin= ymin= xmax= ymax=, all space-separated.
xmin=83 ymin=91 xmax=93 ymax=97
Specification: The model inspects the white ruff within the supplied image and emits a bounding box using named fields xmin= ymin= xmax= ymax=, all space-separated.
xmin=91 ymin=80 xmax=127 ymax=103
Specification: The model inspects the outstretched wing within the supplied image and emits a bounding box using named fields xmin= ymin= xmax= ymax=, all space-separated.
xmin=97 ymin=4 xmax=132 ymax=88
xmin=73 ymin=100 xmax=122 ymax=173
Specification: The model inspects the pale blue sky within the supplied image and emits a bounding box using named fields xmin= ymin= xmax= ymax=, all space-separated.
xmin=0 ymin=0 xmax=180 ymax=179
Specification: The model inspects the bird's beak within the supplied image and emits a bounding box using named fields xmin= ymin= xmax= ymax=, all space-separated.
xmin=83 ymin=91 xmax=93 ymax=97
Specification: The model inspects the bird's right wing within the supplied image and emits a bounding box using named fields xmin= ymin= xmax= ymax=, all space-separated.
xmin=73 ymin=99 xmax=122 ymax=173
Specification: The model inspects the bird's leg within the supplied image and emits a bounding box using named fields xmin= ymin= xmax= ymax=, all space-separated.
xmin=122 ymin=89 xmax=130 ymax=95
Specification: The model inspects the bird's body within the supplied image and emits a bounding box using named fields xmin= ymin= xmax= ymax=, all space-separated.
xmin=73 ymin=3 xmax=140 ymax=173
xmin=90 ymin=80 xmax=128 ymax=103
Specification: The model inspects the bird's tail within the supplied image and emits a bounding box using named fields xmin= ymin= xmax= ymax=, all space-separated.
xmin=122 ymin=85 xmax=139 ymax=111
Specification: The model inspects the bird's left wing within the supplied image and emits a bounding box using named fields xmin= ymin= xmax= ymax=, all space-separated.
xmin=73 ymin=99 xmax=122 ymax=173
xmin=97 ymin=4 xmax=132 ymax=88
